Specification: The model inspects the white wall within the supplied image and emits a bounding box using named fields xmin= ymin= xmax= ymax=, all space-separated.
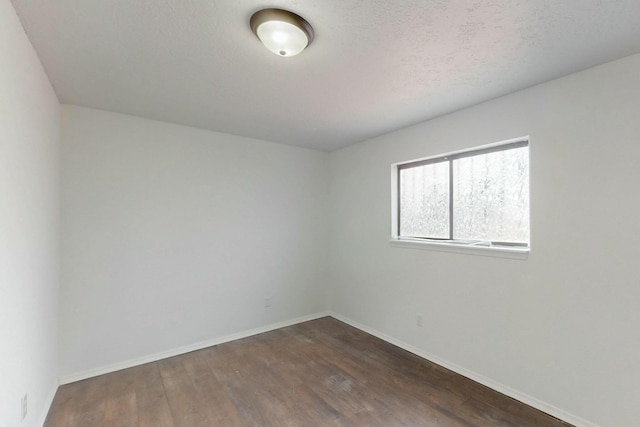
xmin=8 ymin=3 xmax=636 ymax=422
xmin=329 ymin=53 xmax=640 ymax=427
xmin=0 ymin=1 xmax=61 ymax=426
xmin=60 ymin=106 xmax=330 ymax=379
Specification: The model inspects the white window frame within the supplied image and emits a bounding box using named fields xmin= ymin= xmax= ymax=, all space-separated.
xmin=390 ymin=137 xmax=530 ymax=260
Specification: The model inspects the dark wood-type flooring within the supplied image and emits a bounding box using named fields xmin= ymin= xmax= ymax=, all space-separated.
xmin=45 ymin=317 xmax=572 ymax=426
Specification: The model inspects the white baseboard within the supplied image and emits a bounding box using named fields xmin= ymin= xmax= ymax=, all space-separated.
xmin=59 ymin=311 xmax=331 ymax=385
xmin=329 ymin=312 xmax=599 ymax=427
xmin=57 ymin=310 xmax=598 ymax=427
xmin=37 ymin=380 xmax=58 ymax=427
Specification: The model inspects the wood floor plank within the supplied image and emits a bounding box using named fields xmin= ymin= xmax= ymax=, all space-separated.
xmin=176 ymin=349 xmax=244 ymax=426
xmin=288 ymin=320 xmax=477 ymax=425
xmin=158 ymin=354 xmax=219 ymax=426
xmin=65 ymin=374 xmax=109 ymax=427
xmin=129 ymin=363 xmax=174 ymax=427
xmin=43 ymin=381 xmax=78 ymax=427
xmin=204 ymin=336 xmax=307 ymax=426
xmin=44 ymin=317 xmax=573 ymax=427
xmin=102 ymin=368 xmax=138 ymax=427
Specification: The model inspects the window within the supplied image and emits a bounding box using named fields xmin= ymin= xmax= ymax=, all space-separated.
xmin=395 ymin=139 xmax=529 ymax=251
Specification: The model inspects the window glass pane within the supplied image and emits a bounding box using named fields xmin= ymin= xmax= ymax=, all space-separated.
xmin=400 ymin=162 xmax=449 ymax=238
xmin=453 ymin=146 xmax=529 ymax=243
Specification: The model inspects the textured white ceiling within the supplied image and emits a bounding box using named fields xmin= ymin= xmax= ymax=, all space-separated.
xmin=10 ymin=0 xmax=640 ymax=151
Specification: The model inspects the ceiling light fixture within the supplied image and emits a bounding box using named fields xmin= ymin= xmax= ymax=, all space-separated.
xmin=250 ymin=8 xmax=314 ymax=57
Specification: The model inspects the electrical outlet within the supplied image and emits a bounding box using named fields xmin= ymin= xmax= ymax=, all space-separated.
xmin=264 ymin=297 xmax=271 ymax=308
xmin=416 ymin=314 xmax=423 ymax=327
xmin=21 ymin=394 xmax=27 ymax=420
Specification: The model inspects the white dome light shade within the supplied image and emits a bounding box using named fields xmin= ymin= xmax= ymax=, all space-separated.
xmin=256 ymin=21 xmax=308 ymax=57
xmin=250 ymin=9 xmax=314 ymax=57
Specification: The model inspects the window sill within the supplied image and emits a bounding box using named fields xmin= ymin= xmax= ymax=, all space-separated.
xmin=388 ymin=237 xmax=529 ymax=260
